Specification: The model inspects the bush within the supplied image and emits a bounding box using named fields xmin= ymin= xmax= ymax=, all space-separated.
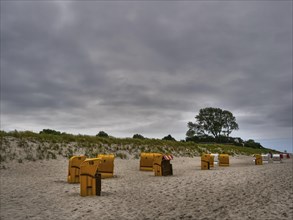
xmin=133 ymin=134 xmax=145 ymax=139
xmin=96 ymin=131 xmax=109 ymax=138
xmin=39 ymin=129 xmax=61 ymax=135
xmin=162 ymin=134 xmax=176 ymax=141
xmin=46 ymin=152 xmax=57 ymax=160
xmin=25 ymin=153 xmax=36 ymax=161
xmin=64 ymin=148 xmax=74 ymax=158
xmin=186 ymin=134 xmax=215 ymax=143
xmin=244 ymin=139 xmax=263 ymax=149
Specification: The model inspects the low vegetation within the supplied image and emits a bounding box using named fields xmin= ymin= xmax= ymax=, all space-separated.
xmin=0 ymin=130 xmax=280 ymax=168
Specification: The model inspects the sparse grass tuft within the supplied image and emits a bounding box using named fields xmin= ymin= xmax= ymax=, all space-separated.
xmin=115 ymin=152 xmax=128 ymax=159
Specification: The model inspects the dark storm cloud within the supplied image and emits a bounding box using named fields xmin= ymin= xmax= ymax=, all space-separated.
xmin=1 ymin=1 xmax=292 ymax=140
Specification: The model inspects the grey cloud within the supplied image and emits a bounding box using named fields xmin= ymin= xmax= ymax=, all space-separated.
xmin=1 ymin=1 xmax=292 ymax=141
xmin=265 ymin=105 xmax=293 ymax=128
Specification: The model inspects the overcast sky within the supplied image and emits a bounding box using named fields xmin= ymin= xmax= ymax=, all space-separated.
xmin=1 ymin=1 xmax=292 ymax=152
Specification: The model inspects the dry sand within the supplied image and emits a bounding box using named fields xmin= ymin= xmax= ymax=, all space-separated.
xmin=0 ymin=156 xmax=292 ymax=220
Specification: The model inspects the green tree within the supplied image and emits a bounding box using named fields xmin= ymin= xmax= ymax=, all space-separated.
xmin=39 ymin=129 xmax=61 ymax=135
xmin=133 ymin=134 xmax=145 ymax=139
xmin=96 ymin=131 xmax=109 ymax=138
xmin=187 ymin=107 xmax=239 ymax=138
xmin=244 ymin=139 xmax=263 ymax=149
xmin=162 ymin=134 xmax=176 ymax=141
xmin=221 ymin=110 xmax=239 ymax=137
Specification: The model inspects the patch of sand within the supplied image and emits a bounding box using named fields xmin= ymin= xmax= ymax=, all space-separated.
xmin=0 ymin=156 xmax=292 ymax=220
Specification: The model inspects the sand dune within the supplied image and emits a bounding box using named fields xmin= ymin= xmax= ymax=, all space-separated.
xmin=0 ymin=156 xmax=292 ymax=220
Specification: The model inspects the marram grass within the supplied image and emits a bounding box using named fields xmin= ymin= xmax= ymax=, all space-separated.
xmin=0 ymin=130 xmax=280 ymax=166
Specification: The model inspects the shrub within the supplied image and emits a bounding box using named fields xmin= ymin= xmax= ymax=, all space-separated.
xmin=96 ymin=131 xmax=109 ymax=138
xmin=133 ymin=134 xmax=145 ymax=139
xmin=64 ymin=148 xmax=74 ymax=159
xmin=25 ymin=153 xmax=36 ymax=161
xmin=162 ymin=134 xmax=176 ymax=141
xmin=39 ymin=129 xmax=61 ymax=135
xmin=46 ymin=152 xmax=57 ymax=160
xmin=115 ymin=152 xmax=128 ymax=159
xmin=244 ymin=139 xmax=264 ymax=149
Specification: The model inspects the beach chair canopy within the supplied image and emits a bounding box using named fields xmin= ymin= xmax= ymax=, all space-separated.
xmin=163 ymin=155 xmax=173 ymax=160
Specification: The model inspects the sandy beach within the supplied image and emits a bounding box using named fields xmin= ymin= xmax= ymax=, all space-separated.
xmin=0 ymin=156 xmax=292 ymax=220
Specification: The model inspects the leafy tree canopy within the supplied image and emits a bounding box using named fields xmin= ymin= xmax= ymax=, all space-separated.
xmin=244 ymin=139 xmax=264 ymax=149
xmin=39 ymin=129 xmax=61 ymax=135
xmin=187 ymin=107 xmax=239 ymax=138
xmin=162 ymin=134 xmax=176 ymax=141
xmin=96 ymin=131 xmax=109 ymax=138
xmin=133 ymin=134 xmax=145 ymax=139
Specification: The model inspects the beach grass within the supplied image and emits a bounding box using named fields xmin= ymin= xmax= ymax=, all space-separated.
xmin=0 ymin=130 xmax=280 ymax=166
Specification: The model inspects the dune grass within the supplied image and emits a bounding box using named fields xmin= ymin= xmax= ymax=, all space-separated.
xmin=0 ymin=130 xmax=280 ymax=166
